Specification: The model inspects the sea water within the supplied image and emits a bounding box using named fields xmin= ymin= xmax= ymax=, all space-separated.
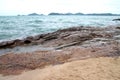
xmin=0 ymin=15 xmax=120 ymax=42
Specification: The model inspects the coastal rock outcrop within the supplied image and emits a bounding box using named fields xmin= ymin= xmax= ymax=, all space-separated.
xmin=0 ymin=26 xmax=120 ymax=76
xmin=112 ymin=18 xmax=120 ymax=21
xmin=0 ymin=26 xmax=118 ymax=49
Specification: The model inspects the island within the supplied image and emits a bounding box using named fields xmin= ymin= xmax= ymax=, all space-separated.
xmin=28 ymin=13 xmax=43 ymax=16
xmin=48 ymin=12 xmax=120 ymax=16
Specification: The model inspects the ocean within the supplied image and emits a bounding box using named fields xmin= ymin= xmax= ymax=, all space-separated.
xmin=0 ymin=15 xmax=120 ymax=42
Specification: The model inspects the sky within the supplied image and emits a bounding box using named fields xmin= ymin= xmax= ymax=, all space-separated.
xmin=0 ymin=0 xmax=120 ymax=15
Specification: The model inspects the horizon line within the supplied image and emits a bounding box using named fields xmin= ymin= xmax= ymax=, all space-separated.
xmin=0 ymin=12 xmax=120 ymax=16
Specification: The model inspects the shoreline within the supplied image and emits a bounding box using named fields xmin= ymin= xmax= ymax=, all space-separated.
xmin=0 ymin=26 xmax=120 ymax=78
xmin=0 ymin=26 xmax=115 ymax=53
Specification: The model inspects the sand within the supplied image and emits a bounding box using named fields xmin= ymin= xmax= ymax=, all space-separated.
xmin=0 ymin=57 xmax=120 ymax=80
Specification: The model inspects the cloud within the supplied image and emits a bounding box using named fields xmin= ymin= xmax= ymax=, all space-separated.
xmin=0 ymin=0 xmax=120 ymax=15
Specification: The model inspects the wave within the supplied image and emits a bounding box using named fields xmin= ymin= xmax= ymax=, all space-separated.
xmin=0 ymin=15 xmax=119 ymax=41
xmin=28 ymin=20 xmax=43 ymax=23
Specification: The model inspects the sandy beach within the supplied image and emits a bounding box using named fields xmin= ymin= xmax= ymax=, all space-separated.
xmin=0 ymin=57 xmax=120 ymax=80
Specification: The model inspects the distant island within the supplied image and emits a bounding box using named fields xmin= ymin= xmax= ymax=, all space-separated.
xmin=86 ymin=13 xmax=119 ymax=16
xmin=48 ymin=12 xmax=120 ymax=16
xmin=17 ymin=12 xmax=120 ymax=16
xmin=17 ymin=13 xmax=43 ymax=16
xmin=48 ymin=12 xmax=84 ymax=15
xmin=28 ymin=13 xmax=43 ymax=16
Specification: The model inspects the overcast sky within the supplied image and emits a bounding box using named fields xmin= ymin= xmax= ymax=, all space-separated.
xmin=0 ymin=0 xmax=120 ymax=15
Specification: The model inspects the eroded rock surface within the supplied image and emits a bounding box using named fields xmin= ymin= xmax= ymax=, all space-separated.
xmin=0 ymin=26 xmax=116 ymax=49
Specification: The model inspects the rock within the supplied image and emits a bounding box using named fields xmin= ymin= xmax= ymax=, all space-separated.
xmin=0 ymin=42 xmax=8 ymax=48
xmin=90 ymin=33 xmax=103 ymax=38
xmin=116 ymin=27 xmax=120 ymax=29
xmin=24 ymin=40 xmax=31 ymax=44
xmin=33 ymin=35 xmax=41 ymax=40
xmin=23 ymin=36 xmax=33 ymax=44
xmin=112 ymin=18 xmax=120 ymax=21
xmin=57 ymin=27 xmax=83 ymax=32
xmin=13 ymin=39 xmax=23 ymax=46
xmin=0 ymin=39 xmax=23 ymax=49
xmin=43 ymin=33 xmax=58 ymax=41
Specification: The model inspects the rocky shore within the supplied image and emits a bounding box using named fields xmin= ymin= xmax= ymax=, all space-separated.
xmin=0 ymin=26 xmax=120 ymax=77
xmin=0 ymin=26 xmax=113 ymax=49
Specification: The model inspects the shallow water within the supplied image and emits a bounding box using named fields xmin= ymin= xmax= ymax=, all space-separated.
xmin=0 ymin=15 xmax=120 ymax=42
xmin=0 ymin=45 xmax=54 ymax=55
